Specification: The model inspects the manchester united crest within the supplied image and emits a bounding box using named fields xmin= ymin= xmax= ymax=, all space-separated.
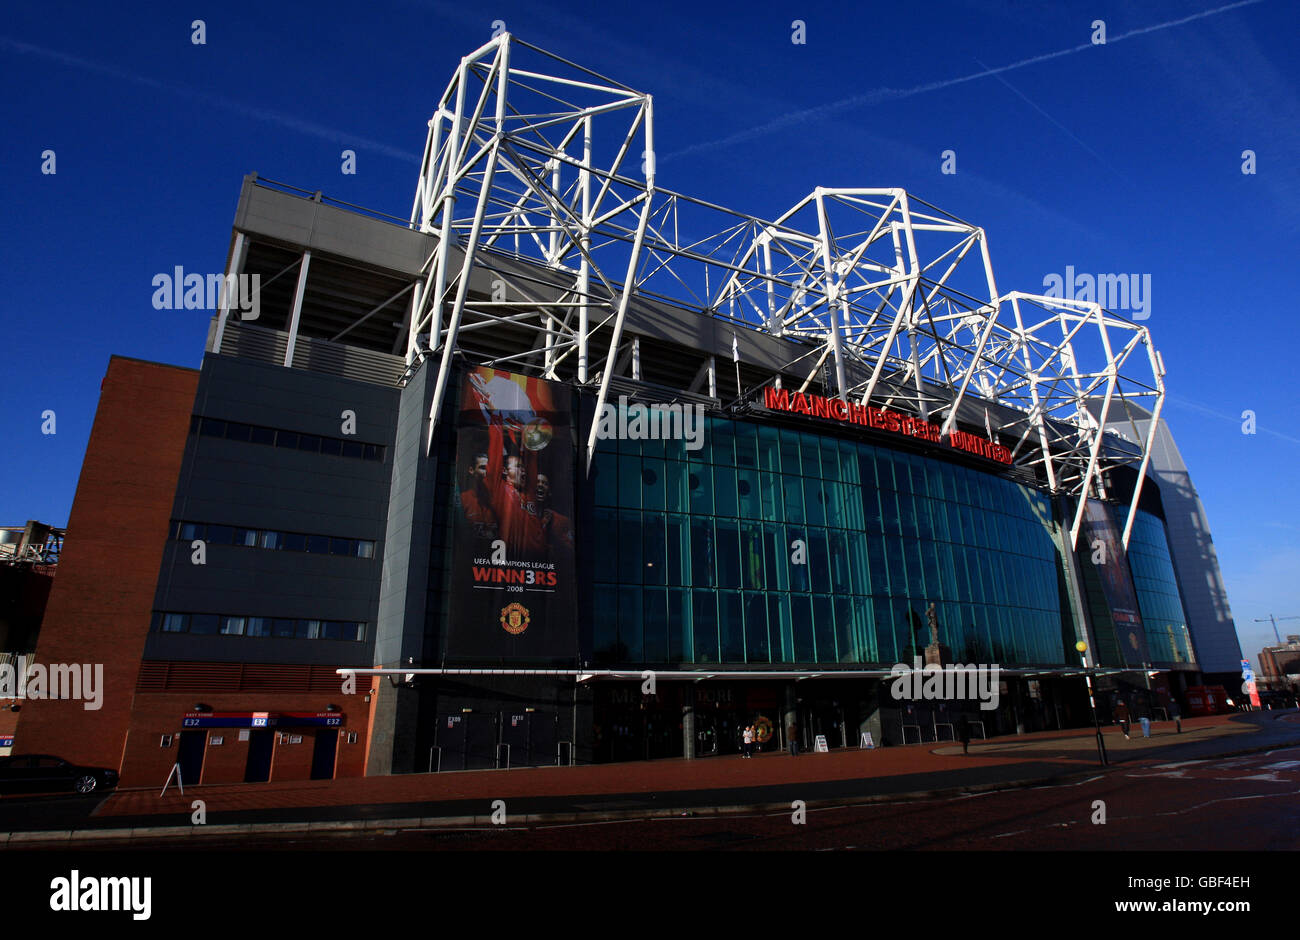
xmin=500 ymin=601 xmax=531 ymax=635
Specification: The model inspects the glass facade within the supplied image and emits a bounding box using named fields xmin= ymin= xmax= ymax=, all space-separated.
xmin=1119 ymin=507 xmax=1196 ymax=665
xmin=589 ymin=410 xmax=1069 ymax=667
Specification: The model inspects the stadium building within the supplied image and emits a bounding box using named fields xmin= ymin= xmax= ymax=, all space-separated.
xmin=12 ymin=36 xmax=1246 ymax=782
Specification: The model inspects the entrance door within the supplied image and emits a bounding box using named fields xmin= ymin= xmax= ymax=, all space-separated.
xmin=178 ymin=731 xmax=206 ymax=786
xmin=310 ymin=729 xmax=338 ymax=780
xmin=244 ymin=730 xmax=274 ymax=782
xmin=437 ymin=715 xmax=468 ymax=771
xmin=527 ymin=712 xmax=557 ymax=766
xmin=807 ymin=702 xmax=848 ymax=749
xmin=464 ymin=713 xmax=498 ymax=770
xmin=695 ymin=712 xmax=718 ymax=755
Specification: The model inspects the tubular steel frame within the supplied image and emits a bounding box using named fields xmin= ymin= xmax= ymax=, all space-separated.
xmin=407 ymin=34 xmax=1165 ymax=548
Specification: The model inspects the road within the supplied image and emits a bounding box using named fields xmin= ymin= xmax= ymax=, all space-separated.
xmin=82 ymin=742 xmax=1300 ymax=851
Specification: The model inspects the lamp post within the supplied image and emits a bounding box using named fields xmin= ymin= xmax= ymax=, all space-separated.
xmin=1077 ymin=641 xmax=1108 ymax=766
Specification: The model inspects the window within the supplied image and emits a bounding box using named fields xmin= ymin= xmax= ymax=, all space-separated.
xmin=189 ymin=614 xmax=220 ymax=635
xmin=190 ymin=418 xmax=381 ymax=463
xmin=206 ymin=525 xmax=233 ymax=545
xmin=152 ymin=613 xmax=366 ymax=641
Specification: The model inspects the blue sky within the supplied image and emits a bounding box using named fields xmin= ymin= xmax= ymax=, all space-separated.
xmin=1 ymin=0 xmax=1297 ymax=666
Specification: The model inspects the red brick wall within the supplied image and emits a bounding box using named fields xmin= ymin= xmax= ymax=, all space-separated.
xmin=120 ymin=691 xmax=370 ymax=786
xmin=0 ymin=706 xmax=17 ymax=753
xmin=14 ymin=357 xmax=199 ymax=769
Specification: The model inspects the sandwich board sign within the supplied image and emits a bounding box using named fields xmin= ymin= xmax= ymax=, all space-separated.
xmin=813 ymin=735 xmax=829 ymax=752
xmin=859 ymin=732 xmax=875 ymax=749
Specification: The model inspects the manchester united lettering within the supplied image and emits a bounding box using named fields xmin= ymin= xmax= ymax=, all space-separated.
xmin=762 ymin=387 xmax=1012 ymax=464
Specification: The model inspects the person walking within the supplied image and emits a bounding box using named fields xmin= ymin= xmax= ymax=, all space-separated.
xmin=787 ymin=722 xmax=799 ymax=756
xmin=1115 ymin=699 xmax=1131 ymax=740
xmin=742 ymin=724 xmax=754 ymax=758
xmin=1170 ymin=700 xmax=1182 ymax=734
xmin=957 ymin=714 xmax=971 ymax=756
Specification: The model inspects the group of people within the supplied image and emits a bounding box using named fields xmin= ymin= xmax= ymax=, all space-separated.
xmin=738 ymin=722 xmax=805 ymax=757
xmin=1113 ymin=699 xmax=1166 ymax=739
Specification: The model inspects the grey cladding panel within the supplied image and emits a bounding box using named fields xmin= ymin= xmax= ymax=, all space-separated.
xmin=198 ymin=355 xmax=399 ymax=442
xmin=235 ymin=182 xmax=434 ymax=277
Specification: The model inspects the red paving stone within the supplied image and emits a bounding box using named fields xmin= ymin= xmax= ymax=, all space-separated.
xmin=94 ymin=715 xmax=1246 ymax=820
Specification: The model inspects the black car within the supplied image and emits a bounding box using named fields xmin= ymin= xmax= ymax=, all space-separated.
xmin=0 ymin=754 xmax=120 ymax=795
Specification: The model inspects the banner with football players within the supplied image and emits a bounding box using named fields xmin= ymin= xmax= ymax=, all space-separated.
xmin=446 ymin=366 xmax=577 ymax=661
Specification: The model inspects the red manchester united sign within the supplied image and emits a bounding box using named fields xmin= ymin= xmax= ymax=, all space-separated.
xmin=762 ymin=387 xmax=1012 ymax=465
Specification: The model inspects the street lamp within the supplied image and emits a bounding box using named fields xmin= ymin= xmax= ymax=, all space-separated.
xmin=1077 ymin=641 xmax=1108 ymax=767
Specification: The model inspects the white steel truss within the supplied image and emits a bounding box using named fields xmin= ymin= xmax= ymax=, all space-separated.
xmin=408 ymin=34 xmax=1166 ymax=548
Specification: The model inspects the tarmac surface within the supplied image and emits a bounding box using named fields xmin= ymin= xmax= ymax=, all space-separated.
xmin=2 ymin=710 xmax=1298 ymax=847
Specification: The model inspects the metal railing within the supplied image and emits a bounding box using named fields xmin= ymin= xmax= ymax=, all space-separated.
xmin=250 ymin=175 xmax=412 ymax=227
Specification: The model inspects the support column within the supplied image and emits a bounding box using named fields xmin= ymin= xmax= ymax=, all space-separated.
xmin=783 ymin=683 xmax=798 ymax=754
xmin=681 ymin=689 xmax=695 ymax=760
xmin=283 ymin=251 xmax=311 ymax=367
xmin=210 ymin=231 xmax=248 ymax=354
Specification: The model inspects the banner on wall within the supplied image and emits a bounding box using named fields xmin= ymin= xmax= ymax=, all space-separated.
xmin=445 ymin=367 xmax=577 ymax=660
xmin=1082 ymin=499 xmax=1151 ymax=667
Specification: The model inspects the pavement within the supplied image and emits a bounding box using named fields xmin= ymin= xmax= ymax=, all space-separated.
xmin=3 ymin=709 xmax=1299 ymax=847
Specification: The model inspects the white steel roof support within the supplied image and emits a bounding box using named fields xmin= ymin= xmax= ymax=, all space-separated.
xmin=403 ymin=37 xmax=1167 ymax=503
xmin=1119 ymin=336 xmax=1167 ymax=549
xmin=425 ymin=38 xmax=512 ymax=451
xmin=211 ymin=230 xmax=247 ymax=355
xmin=282 ymin=250 xmax=311 ymax=367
